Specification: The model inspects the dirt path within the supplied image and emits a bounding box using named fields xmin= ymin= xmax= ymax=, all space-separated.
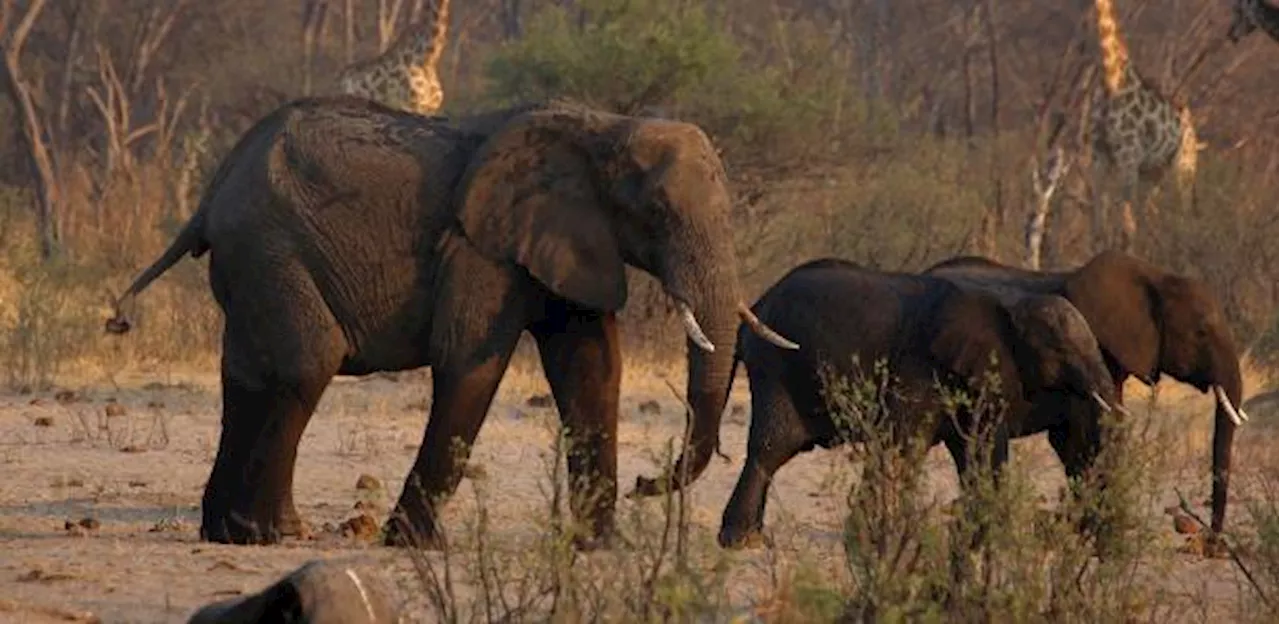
xmin=0 ymin=369 xmax=1267 ymax=622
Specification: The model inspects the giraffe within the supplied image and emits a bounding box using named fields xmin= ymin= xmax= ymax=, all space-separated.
xmin=337 ymin=0 xmax=451 ymax=115
xmin=1085 ymin=0 xmax=1201 ymax=252
xmin=1228 ymin=0 xmax=1279 ymax=42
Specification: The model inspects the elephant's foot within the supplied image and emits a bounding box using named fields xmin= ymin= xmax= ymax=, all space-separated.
xmin=200 ymin=507 xmax=286 ymax=545
xmin=381 ymin=510 xmax=446 ymax=550
xmin=275 ymin=505 xmax=310 ymax=538
xmin=717 ymin=525 xmax=770 ymax=550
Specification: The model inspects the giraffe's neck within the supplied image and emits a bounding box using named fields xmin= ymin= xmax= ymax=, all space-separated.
xmin=389 ymin=0 xmax=450 ymax=70
xmin=1094 ymin=0 xmax=1132 ymax=96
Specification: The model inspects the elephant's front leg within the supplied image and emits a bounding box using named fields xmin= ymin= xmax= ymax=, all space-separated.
xmin=719 ymin=384 xmax=809 ymax=549
xmin=383 ymin=337 xmax=522 ymax=549
xmin=532 ymin=305 xmax=622 ymax=550
xmin=941 ymin=418 xmax=1010 ymax=591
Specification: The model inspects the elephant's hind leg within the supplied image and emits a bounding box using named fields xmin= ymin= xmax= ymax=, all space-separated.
xmin=719 ymin=381 xmax=809 ymax=549
xmin=201 ymin=256 xmax=346 ymax=545
xmin=531 ymin=305 xmax=622 ymax=551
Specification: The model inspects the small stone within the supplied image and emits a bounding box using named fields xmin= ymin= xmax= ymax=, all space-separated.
xmin=104 ymin=403 xmax=127 ymax=418
xmin=128 ymin=480 xmax=149 ymax=488
xmin=53 ymin=390 xmax=79 ymax=404
xmin=1176 ymin=534 xmax=1205 ymax=557
xmin=33 ymin=416 xmax=53 ymax=428
xmin=638 ymin=400 xmax=662 ymax=415
xmin=78 ymin=517 xmax=100 ymax=530
xmin=149 ymin=517 xmax=186 ymax=533
xmin=208 ymin=560 xmax=241 ymax=572
xmin=146 ymin=400 xmax=165 ymax=409
xmin=119 ymin=445 xmax=146 ymax=454
xmin=28 ymin=398 xmax=45 ymax=406
xmin=338 ymin=513 xmax=380 ymax=541
xmin=355 ymin=474 xmax=382 ymax=491
xmin=526 ymin=393 xmax=554 ymax=408
xmin=1172 ymin=514 xmax=1199 ymax=535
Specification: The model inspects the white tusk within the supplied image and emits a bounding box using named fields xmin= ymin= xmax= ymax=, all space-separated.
xmin=344 ymin=568 xmax=377 ymax=622
xmin=1114 ymin=403 xmax=1133 ymax=418
xmin=737 ymin=302 xmax=800 ymax=350
xmin=677 ymin=302 xmax=715 ymax=353
xmin=1214 ymin=385 xmax=1247 ymax=425
xmin=1091 ymin=391 xmax=1112 ymax=413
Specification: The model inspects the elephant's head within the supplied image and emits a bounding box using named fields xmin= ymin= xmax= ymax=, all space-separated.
xmin=454 ymin=102 xmax=796 ymax=497
xmin=926 ymin=289 xmax=1117 ymax=419
xmin=1005 ymin=294 xmax=1120 ymax=410
xmin=1065 ymin=250 xmax=1244 ymax=534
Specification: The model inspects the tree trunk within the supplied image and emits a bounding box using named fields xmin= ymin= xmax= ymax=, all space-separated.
xmin=1 ymin=0 xmax=60 ymax=260
xmin=980 ymin=0 xmax=1003 ymax=258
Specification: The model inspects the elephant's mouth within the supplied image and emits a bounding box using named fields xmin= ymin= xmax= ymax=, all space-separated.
xmin=674 ymin=298 xmax=798 ymax=352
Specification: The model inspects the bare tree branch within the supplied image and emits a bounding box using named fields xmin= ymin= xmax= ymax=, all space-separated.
xmin=1 ymin=0 xmax=60 ymax=259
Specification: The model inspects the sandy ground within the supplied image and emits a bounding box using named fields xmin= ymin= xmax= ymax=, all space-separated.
xmin=0 ymin=361 xmax=1273 ymax=623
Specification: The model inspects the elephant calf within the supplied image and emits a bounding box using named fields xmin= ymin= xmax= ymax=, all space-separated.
xmin=718 ymin=258 xmax=1121 ymax=548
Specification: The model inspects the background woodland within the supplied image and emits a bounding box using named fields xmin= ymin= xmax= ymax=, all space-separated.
xmin=0 ymin=0 xmax=1275 ymax=388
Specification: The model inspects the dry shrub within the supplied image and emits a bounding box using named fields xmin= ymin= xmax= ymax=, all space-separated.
xmin=820 ymin=357 xmax=1187 ymax=623
xmin=402 ymin=414 xmax=739 ymax=622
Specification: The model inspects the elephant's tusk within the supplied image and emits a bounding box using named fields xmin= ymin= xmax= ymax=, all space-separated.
xmin=1214 ymin=385 xmax=1248 ymax=426
xmin=343 ymin=568 xmax=377 ymax=622
xmin=677 ymin=302 xmax=716 ymax=352
xmin=1091 ymin=391 xmax=1113 ymax=413
xmin=737 ymin=302 xmax=800 ymax=350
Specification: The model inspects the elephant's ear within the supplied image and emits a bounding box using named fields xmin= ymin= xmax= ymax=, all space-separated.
xmin=1065 ymin=251 xmax=1159 ymax=380
xmin=454 ymin=110 xmax=627 ymax=311
xmin=928 ymin=289 xmax=1025 ymax=403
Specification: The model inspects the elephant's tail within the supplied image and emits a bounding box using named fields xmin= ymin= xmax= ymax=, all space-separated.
xmin=104 ymin=211 xmax=210 ymax=335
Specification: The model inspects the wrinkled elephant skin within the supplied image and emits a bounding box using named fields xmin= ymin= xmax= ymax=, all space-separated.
xmin=718 ymin=258 xmax=1119 ymax=548
xmin=105 ymin=97 xmax=795 ymax=549
xmin=925 ymin=250 xmax=1245 ymax=535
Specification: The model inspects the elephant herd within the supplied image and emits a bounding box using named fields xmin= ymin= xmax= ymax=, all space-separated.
xmin=105 ymin=96 xmax=1248 ymax=558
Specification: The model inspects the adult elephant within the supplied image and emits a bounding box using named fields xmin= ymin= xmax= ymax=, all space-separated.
xmin=104 ymin=96 xmax=797 ymax=549
xmin=924 ymin=250 xmax=1247 ymax=536
xmin=717 ymin=258 xmax=1121 ymax=548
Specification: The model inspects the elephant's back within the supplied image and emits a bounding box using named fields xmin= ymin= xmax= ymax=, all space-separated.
xmin=746 ymin=262 xmax=936 ymax=367
xmin=925 ymin=261 xmax=1066 ymax=301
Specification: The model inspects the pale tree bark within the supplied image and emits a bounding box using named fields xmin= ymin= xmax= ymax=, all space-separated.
xmin=1 ymin=0 xmax=59 ymax=259
xmin=1025 ymin=147 xmax=1071 ymax=269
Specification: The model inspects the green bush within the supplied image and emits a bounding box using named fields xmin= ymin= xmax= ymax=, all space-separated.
xmin=482 ymin=0 xmax=874 ymax=165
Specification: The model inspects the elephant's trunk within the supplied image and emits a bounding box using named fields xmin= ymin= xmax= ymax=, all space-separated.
xmin=629 ymin=226 xmax=747 ymax=497
xmin=1208 ymin=354 xmax=1244 ymax=535
xmin=630 ymin=293 xmax=739 ymax=498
